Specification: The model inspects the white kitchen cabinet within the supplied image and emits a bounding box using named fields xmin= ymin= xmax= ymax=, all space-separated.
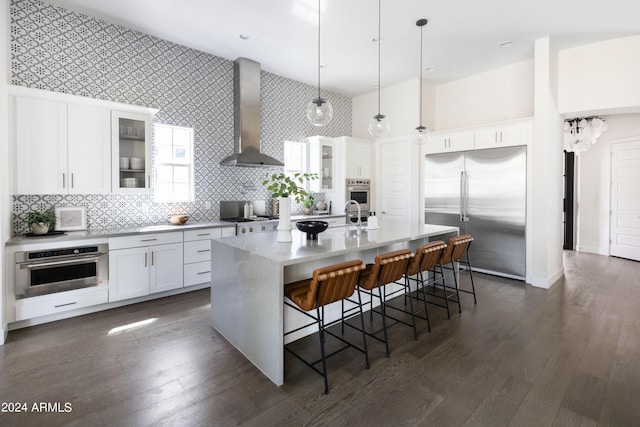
xmin=148 ymin=243 xmax=184 ymax=293
xmin=14 ymin=286 xmax=109 ymax=321
xmin=183 ymin=227 xmax=234 ymax=287
xmin=308 ymin=136 xmax=336 ymax=192
xmin=474 ymin=120 xmax=531 ymax=149
xmin=14 ymin=97 xmax=111 ymax=194
xmin=108 ymin=232 xmax=184 ymax=302
xmin=108 ymin=246 xmax=150 ymax=301
xmin=425 ymin=130 xmax=475 ymax=154
xmin=341 ymin=137 xmax=373 ymax=179
xmin=112 ymin=111 xmax=152 ymax=193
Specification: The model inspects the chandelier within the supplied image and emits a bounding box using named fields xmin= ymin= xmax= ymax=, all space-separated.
xmin=563 ymin=117 xmax=607 ymax=154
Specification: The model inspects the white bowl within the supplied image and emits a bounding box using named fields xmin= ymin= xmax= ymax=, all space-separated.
xmin=119 ymin=157 xmax=130 ymax=169
xmin=129 ymin=157 xmax=144 ymax=170
xmin=120 ymin=178 xmax=138 ymax=188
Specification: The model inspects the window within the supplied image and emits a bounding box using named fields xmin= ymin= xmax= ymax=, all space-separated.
xmin=284 ymin=140 xmax=306 ymax=179
xmin=154 ymin=123 xmax=194 ymax=203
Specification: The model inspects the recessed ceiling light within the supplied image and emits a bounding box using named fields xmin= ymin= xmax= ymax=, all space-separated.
xmin=424 ymin=67 xmax=435 ymax=72
xmin=239 ymin=34 xmax=250 ymax=40
xmin=499 ymin=41 xmax=513 ymax=48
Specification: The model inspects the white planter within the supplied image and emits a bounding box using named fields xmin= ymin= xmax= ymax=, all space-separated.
xmin=30 ymin=222 xmax=50 ymax=235
xmin=277 ymin=197 xmax=292 ymax=242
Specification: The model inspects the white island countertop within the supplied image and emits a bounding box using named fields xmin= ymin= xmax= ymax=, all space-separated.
xmin=215 ymin=223 xmax=458 ymax=266
xmin=210 ymin=223 xmax=459 ymax=386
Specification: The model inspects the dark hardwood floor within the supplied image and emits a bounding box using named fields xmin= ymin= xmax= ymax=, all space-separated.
xmin=1 ymin=251 xmax=639 ymax=426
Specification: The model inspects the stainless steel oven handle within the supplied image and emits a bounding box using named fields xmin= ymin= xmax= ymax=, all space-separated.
xmin=19 ymin=254 xmax=104 ymax=269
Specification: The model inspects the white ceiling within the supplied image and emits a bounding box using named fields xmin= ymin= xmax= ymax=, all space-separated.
xmin=42 ymin=0 xmax=640 ymax=97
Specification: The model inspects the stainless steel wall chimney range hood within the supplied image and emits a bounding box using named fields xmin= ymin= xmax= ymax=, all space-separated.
xmin=220 ymin=58 xmax=284 ymax=168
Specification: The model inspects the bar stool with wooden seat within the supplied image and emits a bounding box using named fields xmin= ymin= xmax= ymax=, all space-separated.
xmin=440 ymin=234 xmax=476 ymax=313
xmin=405 ymin=241 xmax=448 ymax=331
xmin=347 ymin=249 xmax=415 ymax=357
xmin=284 ymin=260 xmax=368 ymax=394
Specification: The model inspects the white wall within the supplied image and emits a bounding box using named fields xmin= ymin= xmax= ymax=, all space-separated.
xmin=576 ymin=113 xmax=640 ymax=254
xmin=434 ymin=60 xmax=534 ymax=130
xmin=352 ymin=77 xmax=435 ymax=139
xmin=1 ymin=0 xmax=10 ymax=343
xmin=559 ymin=35 xmax=640 ymax=115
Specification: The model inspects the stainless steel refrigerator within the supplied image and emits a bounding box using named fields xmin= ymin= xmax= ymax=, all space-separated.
xmin=424 ymin=146 xmax=526 ymax=279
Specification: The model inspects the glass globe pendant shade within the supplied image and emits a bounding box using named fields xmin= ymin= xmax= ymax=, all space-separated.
xmin=306 ymin=97 xmax=334 ymax=127
xmin=411 ymin=125 xmax=431 ymax=146
xmin=368 ymin=114 xmax=391 ymax=137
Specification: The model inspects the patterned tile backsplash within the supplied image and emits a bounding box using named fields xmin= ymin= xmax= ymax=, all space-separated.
xmin=9 ymin=0 xmax=352 ymax=235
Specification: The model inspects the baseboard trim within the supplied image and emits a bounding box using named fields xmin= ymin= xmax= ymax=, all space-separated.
xmin=576 ymin=245 xmax=609 ymax=256
xmin=530 ymin=265 xmax=565 ymax=289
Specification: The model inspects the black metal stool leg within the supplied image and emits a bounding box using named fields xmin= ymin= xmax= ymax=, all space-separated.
xmin=316 ymin=306 xmax=329 ymax=394
xmin=377 ymin=284 xmax=390 ymax=357
xmin=418 ymin=270 xmax=431 ymax=332
xmin=451 ymin=262 xmax=462 ymax=313
xmin=405 ymin=275 xmax=418 ymax=339
xmin=356 ymin=288 xmax=370 ymax=369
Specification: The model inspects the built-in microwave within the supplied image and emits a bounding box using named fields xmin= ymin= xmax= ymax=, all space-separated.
xmin=15 ymin=244 xmax=108 ymax=299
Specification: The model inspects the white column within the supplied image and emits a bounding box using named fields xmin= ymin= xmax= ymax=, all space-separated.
xmin=530 ymin=37 xmax=565 ymax=288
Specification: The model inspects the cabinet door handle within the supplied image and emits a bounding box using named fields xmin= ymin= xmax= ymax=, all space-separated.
xmin=144 ymin=253 xmax=148 ymax=267
xmin=62 ymin=173 xmax=66 ymax=189
xmin=140 ymin=238 xmax=157 ymax=242
xmin=197 ymin=233 xmax=211 ymax=237
xmin=197 ymin=271 xmax=211 ymax=275
xmin=197 ymin=249 xmax=211 ymax=253
xmin=71 ymin=173 xmax=75 ymax=188
xmin=151 ymin=252 xmax=154 ymax=266
xmin=55 ymin=301 xmax=77 ymax=308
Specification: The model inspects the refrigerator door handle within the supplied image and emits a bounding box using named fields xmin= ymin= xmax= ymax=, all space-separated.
xmin=459 ymin=171 xmax=465 ymax=221
xmin=463 ymin=171 xmax=470 ymax=221
xmin=460 ymin=171 xmax=470 ymax=222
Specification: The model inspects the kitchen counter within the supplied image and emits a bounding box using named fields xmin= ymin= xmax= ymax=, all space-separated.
xmin=5 ymin=213 xmax=347 ymax=248
xmin=210 ymin=223 xmax=459 ymax=386
xmin=5 ymin=221 xmax=234 ymax=247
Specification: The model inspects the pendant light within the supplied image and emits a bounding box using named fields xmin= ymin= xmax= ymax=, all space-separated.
xmin=306 ymin=0 xmax=333 ymax=127
xmin=411 ymin=18 xmax=430 ymax=145
xmin=368 ymin=0 xmax=390 ymax=137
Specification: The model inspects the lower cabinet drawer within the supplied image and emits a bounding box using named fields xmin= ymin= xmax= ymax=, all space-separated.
xmin=15 ymin=286 xmax=109 ymax=321
xmin=184 ymin=261 xmax=212 ymax=286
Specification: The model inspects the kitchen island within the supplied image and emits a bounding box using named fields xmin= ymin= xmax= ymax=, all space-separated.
xmin=210 ymin=223 xmax=459 ymax=385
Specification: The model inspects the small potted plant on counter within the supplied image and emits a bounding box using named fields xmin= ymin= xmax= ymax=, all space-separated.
xmin=303 ymin=194 xmax=314 ymax=215
xmin=27 ymin=209 xmax=57 ymax=235
xmin=262 ymin=172 xmax=318 ymax=242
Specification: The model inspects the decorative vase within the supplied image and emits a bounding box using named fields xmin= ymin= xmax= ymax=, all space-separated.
xmin=277 ymin=197 xmax=292 ymax=242
xmin=303 ymin=207 xmax=313 ymax=215
xmin=30 ymin=222 xmax=49 ymax=235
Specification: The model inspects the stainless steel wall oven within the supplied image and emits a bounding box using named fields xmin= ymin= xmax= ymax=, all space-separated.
xmin=15 ymin=244 xmax=108 ymax=299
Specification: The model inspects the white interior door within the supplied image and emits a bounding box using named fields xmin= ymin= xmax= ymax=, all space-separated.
xmin=610 ymin=140 xmax=640 ymax=261
xmin=376 ymin=137 xmax=416 ymax=226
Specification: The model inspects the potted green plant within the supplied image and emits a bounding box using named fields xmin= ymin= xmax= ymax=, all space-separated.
xmin=262 ymin=172 xmax=318 ymax=203
xmin=303 ymin=194 xmax=315 ymax=215
xmin=27 ymin=209 xmax=57 ymax=235
xmin=262 ymin=172 xmax=318 ymax=242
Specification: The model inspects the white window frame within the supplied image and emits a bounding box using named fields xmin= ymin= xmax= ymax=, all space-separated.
xmin=154 ymin=123 xmax=195 ymax=203
xmin=284 ymin=140 xmax=307 ymax=179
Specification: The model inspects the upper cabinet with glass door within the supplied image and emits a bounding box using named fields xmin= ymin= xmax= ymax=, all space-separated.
xmin=112 ymin=111 xmax=153 ymax=193
xmin=308 ymin=136 xmax=336 ymax=192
